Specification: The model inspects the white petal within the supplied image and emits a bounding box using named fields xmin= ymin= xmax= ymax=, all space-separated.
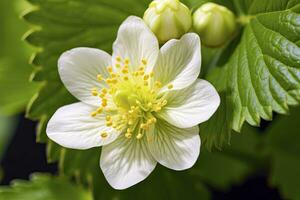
xmin=154 ymin=33 xmax=201 ymax=92
xmin=112 ymin=16 xmax=159 ymax=72
xmin=46 ymin=102 xmax=119 ymax=150
xmin=58 ymin=47 xmax=111 ymax=106
xmin=147 ymin=120 xmax=200 ymax=170
xmin=100 ymin=136 xmax=156 ymax=190
xmin=158 ymin=79 xmax=220 ymax=128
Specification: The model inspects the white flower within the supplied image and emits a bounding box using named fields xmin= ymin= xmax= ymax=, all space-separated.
xmin=46 ymin=16 xmax=220 ymax=190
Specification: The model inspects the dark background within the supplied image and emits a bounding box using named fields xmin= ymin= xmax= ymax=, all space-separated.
xmin=0 ymin=114 xmax=283 ymax=200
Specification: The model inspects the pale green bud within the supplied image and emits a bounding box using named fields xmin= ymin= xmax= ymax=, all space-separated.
xmin=143 ymin=0 xmax=192 ymax=44
xmin=193 ymin=3 xmax=237 ymax=47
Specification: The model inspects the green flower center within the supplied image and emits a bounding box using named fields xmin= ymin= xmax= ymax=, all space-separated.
xmin=90 ymin=57 xmax=172 ymax=140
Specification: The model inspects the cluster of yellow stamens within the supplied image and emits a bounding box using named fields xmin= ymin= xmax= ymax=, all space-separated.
xmin=90 ymin=56 xmax=173 ymax=140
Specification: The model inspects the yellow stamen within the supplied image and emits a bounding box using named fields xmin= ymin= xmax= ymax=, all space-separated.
xmin=124 ymin=58 xmax=130 ymax=64
xmin=97 ymin=74 xmax=103 ymax=81
xmin=167 ymin=84 xmax=173 ymax=89
xmin=116 ymin=56 xmax=122 ymax=62
xmin=125 ymin=132 xmax=132 ymax=139
xmin=101 ymin=132 xmax=108 ymax=138
xmin=143 ymin=75 xmax=149 ymax=80
xmin=142 ymin=59 xmax=147 ymax=65
xmin=107 ymin=66 xmax=113 ymax=73
xmin=91 ymin=111 xmax=97 ymax=117
xmin=155 ymin=81 xmax=162 ymax=88
xmin=97 ymin=107 xmax=103 ymax=113
xmin=136 ymin=133 xmax=143 ymax=139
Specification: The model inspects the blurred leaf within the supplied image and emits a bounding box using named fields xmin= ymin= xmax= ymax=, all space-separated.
xmin=266 ymin=106 xmax=300 ymax=200
xmin=0 ymin=116 xmax=16 ymax=160
xmin=0 ymin=0 xmax=39 ymax=115
xmin=0 ymin=173 xmax=93 ymax=200
xmin=195 ymin=124 xmax=264 ymax=189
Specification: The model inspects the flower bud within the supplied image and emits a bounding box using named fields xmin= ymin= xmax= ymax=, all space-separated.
xmin=143 ymin=0 xmax=192 ymax=44
xmin=193 ymin=3 xmax=236 ymax=47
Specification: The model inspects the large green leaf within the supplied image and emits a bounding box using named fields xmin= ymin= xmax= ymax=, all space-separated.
xmin=0 ymin=0 xmax=39 ymax=115
xmin=0 ymin=174 xmax=93 ymax=200
xmin=266 ymin=107 xmax=300 ymax=200
xmin=201 ymin=0 xmax=300 ymax=148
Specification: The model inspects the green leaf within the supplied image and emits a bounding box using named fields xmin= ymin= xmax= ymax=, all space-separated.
xmin=266 ymin=107 xmax=300 ymax=200
xmin=0 ymin=174 xmax=93 ymax=200
xmin=0 ymin=0 xmax=40 ymax=115
xmin=201 ymin=0 xmax=300 ymax=148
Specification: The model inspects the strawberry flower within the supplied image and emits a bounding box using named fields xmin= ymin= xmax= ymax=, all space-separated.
xmin=46 ymin=16 xmax=220 ymax=189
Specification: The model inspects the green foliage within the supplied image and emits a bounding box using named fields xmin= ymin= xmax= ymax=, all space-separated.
xmin=0 ymin=0 xmax=39 ymax=115
xmin=266 ymin=107 xmax=300 ymax=200
xmin=0 ymin=174 xmax=93 ymax=200
xmin=200 ymin=0 xmax=300 ymax=149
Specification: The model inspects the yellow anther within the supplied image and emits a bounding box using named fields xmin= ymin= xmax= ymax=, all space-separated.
xmin=111 ymin=73 xmax=117 ymax=78
xmin=148 ymin=117 xmax=157 ymax=124
xmin=102 ymin=101 xmax=107 ymax=107
xmin=101 ymin=132 xmax=108 ymax=138
xmin=111 ymin=78 xmax=118 ymax=84
xmin=123 ymin=76 xmax=129 ymax=81
xmin=139 ymin=71 xmax=145 ymax=76
xmin=167 ymin=84 xmax=173 ymax=89
xmin=106 ymin=115 xmax=111 ymax=121
xmin=107 ymin=66 xmax=113 ymax=73
xmin=134 ymin=72 xmax=139 ymax=76
xmin=105 ymin=78 xmax=112 ymax=84
xmin=144 ymin=81 xmax=148 ymax=86
xmin=91 ymin=90 xmax=98 ymax=96
xmin=151 ymin=90 xmax=155 ymax=94
xmin=128 ymin=119 xmax=134 ymax=125
xmin=142 ymin=59 xmax=147 ymax=65
xmin=122 ymin=68 xmax=129 ymax=74
xmin=108 ymin=89 xmax=114 ymax=95
xmin=97 ymin=107 xmax=103 ymax=113
xmin=147 ymin=102 xmax=153 ymax=108
xmin=136 ymin=133 xmax=143 ymax=139
xmin=116 ymin=56 xmax=122 ymax=62
xmin=140 ymin=123 xmax=149 ymax=129
xmin=91 ymin=111 xmax=97 ymax=117
xmin=127 ymin=128 xmax=131 ymax=133
xmin=143 ymin=75 xmax=149 ymax=80
xmin=125 ymin=132 xmax=132 ymax=139
xmin=106 ymin=121 xmax=113 ymax=127
xmin=101 ymin=88 xmax=107 ymax=94
xmin=99 ymin=93 xmax=105 ymax=98
xmin=155 ymin=81 xmax=162 ymax=88
xmin=150 ymin=72 xmax=154 ymax=77
xmin=124 ymin=58 xmax=130 ymax=64
xmin=155 ymin=106 xmax=162 ymax=112
xmin=97 ymin=74 xmax=103 ymax=81
xmin=139 ymin=66 xmax=145 ymax=71
xmin=116 ymin=63 xmax=121 ymax=68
